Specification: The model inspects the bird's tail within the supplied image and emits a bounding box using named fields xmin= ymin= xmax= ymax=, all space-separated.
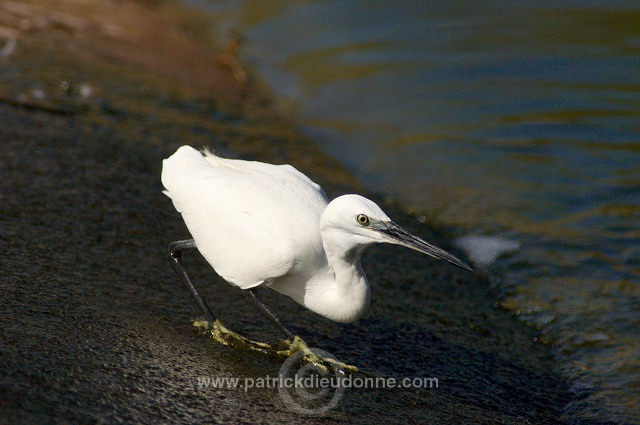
xmin=161 ymin=145 xmax=211 ymax=201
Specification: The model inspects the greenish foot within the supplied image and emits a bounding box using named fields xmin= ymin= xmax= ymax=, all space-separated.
xmin=193 ymin=319 xmax=358 ymax=373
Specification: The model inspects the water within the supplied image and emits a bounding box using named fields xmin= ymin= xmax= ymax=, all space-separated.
xmin=194 ymin=1 xmax=640 ymax=422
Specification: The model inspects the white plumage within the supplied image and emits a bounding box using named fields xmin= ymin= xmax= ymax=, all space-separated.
xmin=162 ymin=145 xmax=471 ymax=323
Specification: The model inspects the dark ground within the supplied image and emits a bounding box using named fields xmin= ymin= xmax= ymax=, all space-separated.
xmin=1 ymin=1 xmax=573 ymax=423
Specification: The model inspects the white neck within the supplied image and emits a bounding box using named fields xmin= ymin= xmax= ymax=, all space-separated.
xmin=301 ymin=233 xmax=371 ymax=323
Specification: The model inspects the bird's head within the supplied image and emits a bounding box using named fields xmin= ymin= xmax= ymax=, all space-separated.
xmin=321 ymin=194 xmax=472 ymax=271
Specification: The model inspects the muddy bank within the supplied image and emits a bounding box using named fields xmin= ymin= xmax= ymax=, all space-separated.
xmin=1 ymin=1 xmax=572 ymax=423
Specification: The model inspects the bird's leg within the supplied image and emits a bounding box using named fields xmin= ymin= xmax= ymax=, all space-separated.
xmin=168 ymin=240 xmax=357 ymax=373
xmin=244 ymin=289 xmax=357 ymax=373
xmin=168 ymin=240 xmax=288 ymax=352
xmin=246 ymin=288 xmax=294 ymax=340
xmin=168 ymin=239 xmax=293 ymax=340
xmin=168 ymin=239 xmax=216 ymax=323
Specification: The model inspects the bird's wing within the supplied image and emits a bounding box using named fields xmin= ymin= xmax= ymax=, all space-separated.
xmin=162 ymin=146 xmax=327 ymax=289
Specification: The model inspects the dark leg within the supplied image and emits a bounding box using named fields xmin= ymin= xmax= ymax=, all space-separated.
xmin=168 ymin=239 xmax=293 ymax=340
xmin=168 ymin=239 xmax=215 ymax=323
xmin=247 ymin=289 xmax=294 ymax=340
xmin=168 ymin=241 xmax=355 ymax=371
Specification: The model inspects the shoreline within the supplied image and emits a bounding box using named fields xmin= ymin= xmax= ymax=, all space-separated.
xmin=0 ymin=1 xmax=572 ymax=423
xmin=0 ymin=0 xmax=363 ymax=190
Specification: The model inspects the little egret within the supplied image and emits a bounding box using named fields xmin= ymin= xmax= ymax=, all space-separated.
xmin=162 ymin=146 xmax=471 ymax=354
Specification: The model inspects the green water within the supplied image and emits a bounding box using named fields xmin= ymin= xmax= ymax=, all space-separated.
xmin=199 ymin=1 xmax=640 ymax=422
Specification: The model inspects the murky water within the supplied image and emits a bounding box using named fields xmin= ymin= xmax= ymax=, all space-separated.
xmin=198 ymin=1 xmax=640 ymax=422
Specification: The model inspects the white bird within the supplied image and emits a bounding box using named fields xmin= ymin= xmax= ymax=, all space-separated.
xmin=162 ymin=145 xmax=471 ymax=340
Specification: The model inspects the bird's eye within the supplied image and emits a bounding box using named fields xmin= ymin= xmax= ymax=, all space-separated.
xmin=356 ymin=214 xmax=370 ymax=226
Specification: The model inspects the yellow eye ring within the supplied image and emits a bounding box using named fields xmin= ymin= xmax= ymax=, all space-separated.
xmin=356 ymin=214 xmax=370 ymax=226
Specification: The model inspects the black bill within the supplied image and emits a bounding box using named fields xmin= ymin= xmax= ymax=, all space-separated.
xmin=377 ymin=221 xmax=473 ymax=272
